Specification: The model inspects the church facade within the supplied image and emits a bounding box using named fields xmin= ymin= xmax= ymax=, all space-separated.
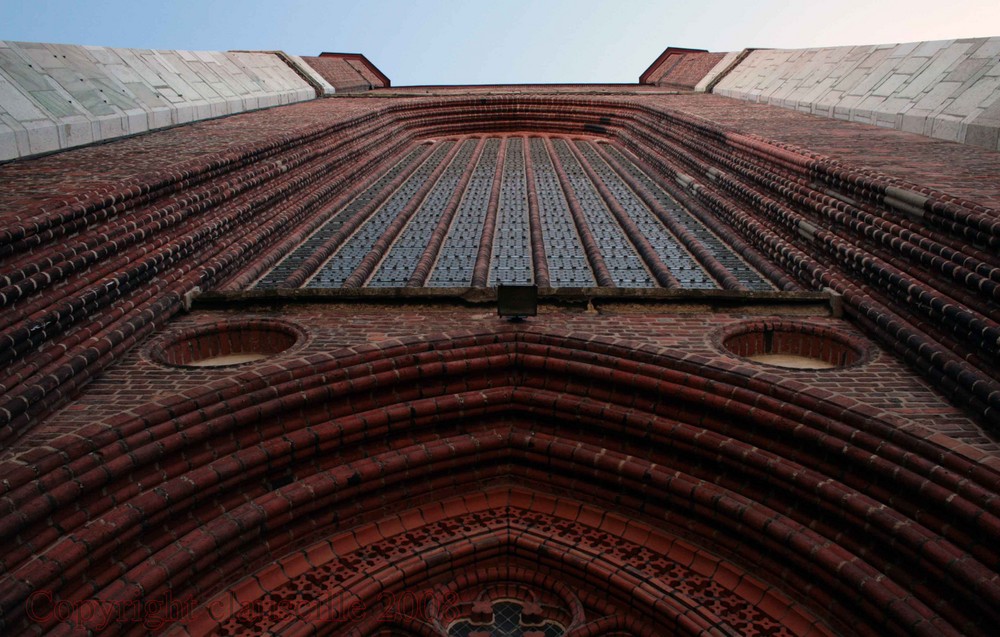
xmin=1 ymin=39 xmax=999 ymax=636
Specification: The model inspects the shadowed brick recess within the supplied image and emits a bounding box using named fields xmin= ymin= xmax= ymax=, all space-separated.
xmin=1 ymin=35 xmax=999 ymax=637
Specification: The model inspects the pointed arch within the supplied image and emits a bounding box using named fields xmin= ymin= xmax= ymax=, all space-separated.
xmin=2 ymin=331 xmax=998 ymax=635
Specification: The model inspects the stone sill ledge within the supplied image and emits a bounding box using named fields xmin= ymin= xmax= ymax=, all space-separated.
xmin=196 ymin=287 xmax=839 ymax=315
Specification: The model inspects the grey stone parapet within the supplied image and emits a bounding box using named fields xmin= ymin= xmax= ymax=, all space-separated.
xmin=710 ymin=38 xmax=1000 ymax=152
xmin=0 ymin=41 xmax=318 ymax=161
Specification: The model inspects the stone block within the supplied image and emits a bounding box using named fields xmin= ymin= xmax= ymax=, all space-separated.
xmin=945 ymin=58 xmax=991 ymax=83
xmin=106 ymin=62 xmax=142 ymax=85
xmin=97 ymin=115 xmax=129 ymax=140
xmin=28 ymin=89 xmax=79 ymax=118
xmin=2 ymin=115 xmax=31 ymax=155
xmin=22 ymin=118 xmax=59 ymax=154
xmin=895 ymin=56 xmax=929 ymax=74
xmin=832 ymin=67 xmax=869 ymax=91
xmin=19 ymin=42 xmax=68 ymax=70
xmin=124 ymin=109 xmax=148 ymax=135
xmin=963 ymin=122 xmax=999 ymax=150
xmin=929 ymin=114 xmax=964 ymax=142
xmin=147 ymin=106 xmax=173 ymax=129
xmin=209 ymin=80 xmax=238 ymax=98
xmin=173 ymin=103 xmax=196 ymax=124
xmin=912 ymin=39 xmax=955 ymax=57
xmin=846 ymin=58 xmax=898 ymax=96
xmin=974 ymin=95 xmax=1000 ymax=124
xmin=83 ymin=45 xmax=117 ymax=64
xmin=855 ymin=46 xmax=892 ymax=70
xmin=0 ymin=49 xmax=50 ymax=91
xmin=193 ymin=102 xmax=214 ymax=120
xmin=0 ymin=121 xmax=18 ymax=160
xmin=125 ymin=82 xmax=166 ymax=107
xmin=968 ymin=38 xmax=1000 ymax=59
xmin=57 ymin=116 xmax=94 ymax=147
xmin=912 ymin=81 xmax=962 ymax=111
xmin=0 ymin=71 xmax=46 ymax=120
xmin=872 ymin=73 xmax=908 ymax=97
xmin=944 ymin=76 xmax=1000 ymax=114
xmin=896 ymin=45 xmax=970 ymax=98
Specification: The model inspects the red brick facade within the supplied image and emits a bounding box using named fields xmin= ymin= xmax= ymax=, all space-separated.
xmin=641 ymin=51 xmax=727 ymax=90
xmin=301 ymin=53 xmax=390 ymax=92
xmin=1 ymin=43 xmax=999 ymax=637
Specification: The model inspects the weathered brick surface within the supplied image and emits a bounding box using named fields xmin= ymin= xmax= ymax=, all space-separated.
xmin=1 ymin=84 xmax=999 ymax=636
xmin=0 ymin=91 xmax=997 ymax=444
xmin=2 ymin=307 xmax=998 ymax=635
xmin=651 ymin=93 xmax=1000 ymax=204
xmin=299 ymin=53 xmax=389 ymax=92
xmin=639 ymin=46 xmax=711 ymax=85
xmin=299 ymin=56 xmax=374 ymax=93
xmin=650 ymin=52 xmax=728 ymax=90
xmin=18 ymin=303 xmax=995 ymax=459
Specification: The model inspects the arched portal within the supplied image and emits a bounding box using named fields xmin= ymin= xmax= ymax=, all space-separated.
xmin=4 ymin=331 xmax=997 ymax=636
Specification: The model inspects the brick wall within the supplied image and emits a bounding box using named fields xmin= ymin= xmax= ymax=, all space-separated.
xmin=301 ymin=53 xmax=389 ymax=92
xmin=1 ymin=92 xmax=998 ymax=446
xmin=648 ymin=52 xmax=728 ymax=90
xmin=3 ymin=302 xmax=997 ymax=634
xmin=1 ymin=82 xmax=999 ymax=636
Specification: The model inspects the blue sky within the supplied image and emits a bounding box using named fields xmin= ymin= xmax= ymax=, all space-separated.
xmin=2 ymin=0 xmax=998 ymax=85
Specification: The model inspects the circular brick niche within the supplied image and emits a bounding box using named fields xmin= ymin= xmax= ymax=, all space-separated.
xmin=719 ymin=321 xmax=866 ymax=370
xmin=152 ymin=320 xmax=303 ymax=368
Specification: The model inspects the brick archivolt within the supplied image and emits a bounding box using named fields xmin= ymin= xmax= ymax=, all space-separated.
xmin=0 ymin=96 xmax=997 ymax=448
xmin=194 ymin=496 xmax=820 ymax=636
xmin=2 ymin=332 xmax=997 ymax=635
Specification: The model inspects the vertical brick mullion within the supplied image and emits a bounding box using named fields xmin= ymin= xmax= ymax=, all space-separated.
xmin=565 ymin=139 xmax=679 ymax=289
xmin=277 ymin=143 xmax=435 ymax=288
xmin=223 ymin=131 xmax=412 ymax=290
xmin=407 ymin=137 xmax=488 ymax=287
xmin=341 ymin=139 xmax=467 ymax=289
xmin=471 ymin=138 xmax=509 ymax=288
xmin=617 ymin=132 xmax=799 ymax=290
xmin=593 ymin=141 xmax=745 ymax=291
xmin=543 ymin=137 xmax=615 ymax=287
xmin=522 ymin=136 xmax=551 ymax=288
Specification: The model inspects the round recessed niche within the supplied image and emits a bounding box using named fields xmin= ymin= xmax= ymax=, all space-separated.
xmin=152 ymin=320 xmax=302 ymax=368
xmin=719 ymin=321 xmax=866 ymax=370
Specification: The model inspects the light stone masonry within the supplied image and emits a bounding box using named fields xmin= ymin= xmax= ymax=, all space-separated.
xmin=0 ymin=41 xmax=318 ymax=161
xmin=712 ymin=38 xmax=1000 ymax=151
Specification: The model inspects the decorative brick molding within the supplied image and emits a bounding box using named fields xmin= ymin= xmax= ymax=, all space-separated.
xmin=196 ymin=500 xmax=820 ymax=636
xmin=2 ymin=35 xmax=999 ymax=637
xmin=2 ymin=331 xmax=997 ymax=635
xmin=0 ymin=94 xmax=997 ymax=446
